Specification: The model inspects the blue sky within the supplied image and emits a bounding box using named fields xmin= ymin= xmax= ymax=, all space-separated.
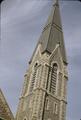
xmin=0 ymin=0 xmax=81 ymax=120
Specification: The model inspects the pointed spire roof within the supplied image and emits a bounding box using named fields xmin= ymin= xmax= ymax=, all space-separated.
xmin=0 ymin=89 xmax=14 ymax=120
xmin=30 ymin=0 xmax=67 ymax=64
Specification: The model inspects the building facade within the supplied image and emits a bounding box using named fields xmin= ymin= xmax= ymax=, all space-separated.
xmin=16 ymin=0 xmax=68 ymax=120
xmin=0 ymin=89 xmax=14 ymax=120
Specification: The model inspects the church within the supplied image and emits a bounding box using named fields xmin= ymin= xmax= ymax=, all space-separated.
xmin=16 ymin=0 xmax=68 ymax=120
xmin=0 ymin=0 xmax=68 ymax=120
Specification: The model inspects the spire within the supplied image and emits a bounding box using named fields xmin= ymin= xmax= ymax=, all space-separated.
xmin=0 ymin=89 xmax=14 ymax=120
xmin=30 ymin=0 xmax=67 ymax=64
xmin=53 ymin=0 xmax=59 ymax=6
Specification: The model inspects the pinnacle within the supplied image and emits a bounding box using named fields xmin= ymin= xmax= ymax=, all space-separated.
xmin=53 ymin=0 xmax=59 ymax=6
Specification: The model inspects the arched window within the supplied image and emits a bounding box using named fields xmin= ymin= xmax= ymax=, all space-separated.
xmin=30 ymin=63 xmax=38 ymax=92
xmin=50 ymin=63 xmax=58 ymax=95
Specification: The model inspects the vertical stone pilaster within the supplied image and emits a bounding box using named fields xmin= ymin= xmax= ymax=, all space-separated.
xmin=47 ymin=66 xmax=52 ymax=92
xmin=60 ymin=73 xmax=64 ymax=99
xmin=27 ymin=69 xmax=34 ymax=95
xmin=34 ymin=65 xmax=42 ymax=89
xmin=63 ymin=76 xmax=68 ymax=100
xmin=59 ymin=101 xmax=67 ymax=120
xmin=38 ymin=91 xmax=46 ymax=120
xmin=59 ymin=72 xmax=67 ymax=120
xmin=21 ymin=74 xmax=28 ymax=97
xmin=59 ymin=101 xmax=63 ymax=120
xmin=57 ymin=72 xmax=63 ymax=97
xmin=32 ymin=90 xmax=40 ymax=119
xmin=31 ymin=64 xmax=50 ymax=120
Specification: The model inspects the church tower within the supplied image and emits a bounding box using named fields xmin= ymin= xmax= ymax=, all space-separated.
xmin=16 ymin=0 xmax=68 ymax=120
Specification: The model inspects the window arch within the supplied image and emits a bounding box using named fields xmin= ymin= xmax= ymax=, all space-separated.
xmin=30 ymin=63 xmax=38 ymax=92
xmin=50 ymin=63 xmax=58 ymax=95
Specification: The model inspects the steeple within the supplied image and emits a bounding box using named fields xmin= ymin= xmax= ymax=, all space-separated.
xmin=16 ymin=1 xmax=68 ymax=120
xmin=30 ymin=0 xmax=67 ymax=64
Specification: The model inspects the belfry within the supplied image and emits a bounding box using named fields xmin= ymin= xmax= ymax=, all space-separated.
xmin=16 ymin=0 xmax=68 ymax=120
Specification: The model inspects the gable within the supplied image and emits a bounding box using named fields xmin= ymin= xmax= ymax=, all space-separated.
xmin=49 ymin=45 xmax=64 ymax=71
xmin=0 ymin=89 xmax=14 ymax=120
xmin=31 ymin=43 xmax=41 ymax=64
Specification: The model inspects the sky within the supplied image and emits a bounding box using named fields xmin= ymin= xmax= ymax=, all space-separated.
xmin=0 ymin=0 xmax=81 ymax=120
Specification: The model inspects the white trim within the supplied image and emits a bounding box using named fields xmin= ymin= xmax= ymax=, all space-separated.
xmin=32 ymin=43 xmax=41 ymax=63
xmin=49 ymin=44 xmax=59 ymax=59
xmin=58 ymin=46 xmax=64 ymax=72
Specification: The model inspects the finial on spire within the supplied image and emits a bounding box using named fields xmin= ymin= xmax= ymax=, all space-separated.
xmin=53 ymin=0 xmax=59 ymax=6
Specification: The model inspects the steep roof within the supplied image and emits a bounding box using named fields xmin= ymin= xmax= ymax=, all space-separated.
xmin=30 ymin=0 xmax=67 ymax=64
xmin=0 ymin=89 xmax=14 ymax=120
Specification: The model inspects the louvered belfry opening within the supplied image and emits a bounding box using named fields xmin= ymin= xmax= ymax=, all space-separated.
xmin=50 ymin=63 xmax=58 ymax=95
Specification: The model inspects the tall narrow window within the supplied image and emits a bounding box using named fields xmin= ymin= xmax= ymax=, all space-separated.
xmin=30 ymin=63 xmax=38 ymax=92
xmin=50 ymin=63 xmax=58 ymax=95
